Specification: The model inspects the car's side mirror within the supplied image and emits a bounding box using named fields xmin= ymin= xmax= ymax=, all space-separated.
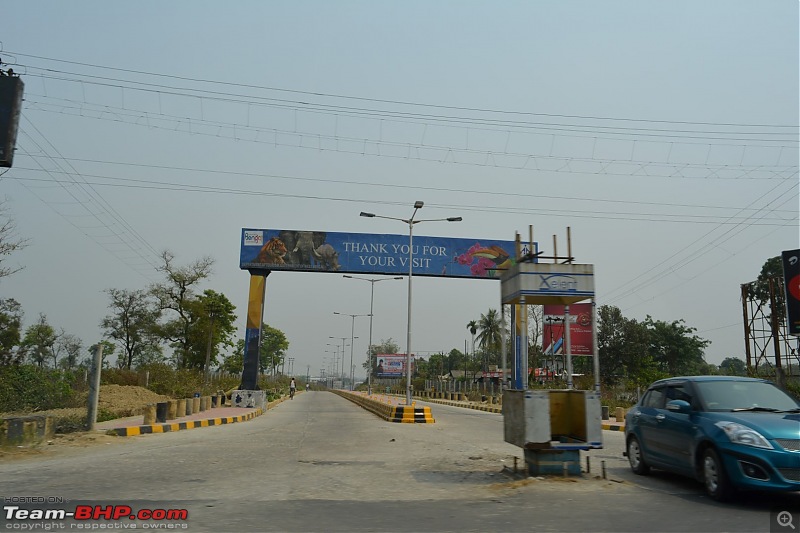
xmin=666 ymin=399 xmax=691 ymax=413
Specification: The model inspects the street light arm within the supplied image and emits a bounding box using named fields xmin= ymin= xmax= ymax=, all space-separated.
xmin=414 ymin=217 xmax=463 ymax=223
xmin=361 ymin=212 xmax=408 ymax=224
xmin=343 ymin=275 xmax=404 ymax=282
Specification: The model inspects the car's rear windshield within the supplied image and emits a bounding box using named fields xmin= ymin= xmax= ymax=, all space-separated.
xmin=695 ymin=380 xmax=799 ymax=411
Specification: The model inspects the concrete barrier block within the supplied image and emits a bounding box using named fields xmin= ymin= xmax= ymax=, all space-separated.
xmin=143 ymin=404 xmax=156 ymax=425
xmin=231 ymin=390 xmax=267 ymax=410
xmin=176 ymin=399 xmax=186 ymax=417
xmin=155 ymin=402 xmax=169 ymax=423
xmin=185 ymin=398 xmax=193 ymax=416
xmin=167 ymin=400 xmax=177 ymax=420
xmin=615 ymin=407 xmax=626 ymax=421
xmin=0 ymin=415 xmax=55 ymax=447
xmin=192 ymin=397 xmax=201 ymax=413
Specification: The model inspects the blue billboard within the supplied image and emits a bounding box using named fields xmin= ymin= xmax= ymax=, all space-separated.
xmin=239 ymin=229 xmax=535 ymax=280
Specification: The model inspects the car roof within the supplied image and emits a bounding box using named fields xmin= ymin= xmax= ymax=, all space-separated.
xmin=648 ymin=375 xmax=769 ymax=386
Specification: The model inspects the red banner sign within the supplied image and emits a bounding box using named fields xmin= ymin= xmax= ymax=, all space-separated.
xmin=543 ymin=303 xmax=594 ymax=355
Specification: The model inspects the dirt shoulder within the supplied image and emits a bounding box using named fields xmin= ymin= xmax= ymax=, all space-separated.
xmin=1 ymin=384 xmax=172 ymax=461
xmin=0 ymin=430 xmax=130 ymax=461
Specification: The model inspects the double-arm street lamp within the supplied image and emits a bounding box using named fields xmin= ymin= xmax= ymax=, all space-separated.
xmin=334 ymin=312 xmax=370 ymax=390
xmin=343 ymin=275 xmax=403 ymax=396
xmin=329 ymin=336 xmax=351 ymax=388
xmin=325 ymin=344 xmax=340 ymax=379
xmin=360 ymin=201 xmax=462 ymax=405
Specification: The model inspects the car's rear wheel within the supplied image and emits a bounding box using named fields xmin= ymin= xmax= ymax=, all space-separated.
xmin=627 ymin=436 xmax=650 ymax=475
xmin=702 ymin=448 xmax=733 ymax=501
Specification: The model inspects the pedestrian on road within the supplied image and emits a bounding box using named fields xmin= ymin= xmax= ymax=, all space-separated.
xmin=289 ymin=378 xmax=296 ymax=399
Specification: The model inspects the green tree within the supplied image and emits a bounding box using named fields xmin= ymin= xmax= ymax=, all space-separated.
xmin=596 ymin=305 xmax=654 ymax=385
xmin=20 ymin=314 xmax=57 ymax=367
xmin=98 ymin=339 xmax=117 ymax=368
xmin=101 ymin=288 xmax=161 ymax=370
xmin=183 ymin=290 xmax=237 ymax=372
xmin=55 ymin=333 xmax=82 ymax=370
xmin=0 ymin=298 xmax=23 ymax=365
xmin=719 ymin=357 xmax=747 ymax=376
xmin=424 ymin=351 xmax=448 ymax=379
xmin=644 ymin=316 xmax=710 ymax=376
xmin=527 ymin=305 xmax=544 ymax=378
xmin=466 ymin=319 xmax=477 ymax=363
xmin=150 ymin=251 xmax=214 ymax=368
xmin=221 ymin=339 xmax=245 ymax=374
xmin=414 ymin=356 xmax=430 ymax=379
xmin=134 ymin=343 xmax=165 ymax=368
xmin=477 ymin=309 xmax=503 ymax=370
xmin=749 ymin=256 xmax=785 ymax=326
xmin=78 ymin=340 xmax=116 ymax=369
xmin=259 ymin=324 xmax=289 ymax=375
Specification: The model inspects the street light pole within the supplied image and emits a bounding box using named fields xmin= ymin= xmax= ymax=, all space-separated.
xmin=361 ymin=201 xmax=462 ymax=405
xmin=343 ymin=275 xmax=403 ymax=395
xmin=334 ymin=312 xmax=370 ymax=390
xmin=327 ymin=341 xmax=343 ymax=386
xmin=329 ymin=337 xmax=347 ymax=388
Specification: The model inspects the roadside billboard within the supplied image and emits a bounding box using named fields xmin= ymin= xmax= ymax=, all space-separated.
xmin=240 ymin=228 xmax=531 ymax=280
xmin=542 ymin=303 xmax=594 ymax=355
xmin=782 ymin=249 xmax=800 ymax=335
xmin=376 ymin=354 xmax=413 ymax=378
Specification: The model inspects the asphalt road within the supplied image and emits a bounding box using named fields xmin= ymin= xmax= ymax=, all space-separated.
xmin=1 ymin=391 xmax=797 ymax=533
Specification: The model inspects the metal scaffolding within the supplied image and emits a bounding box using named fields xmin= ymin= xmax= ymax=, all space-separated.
xmin=741 ymin=277 xmax=799 ymax=378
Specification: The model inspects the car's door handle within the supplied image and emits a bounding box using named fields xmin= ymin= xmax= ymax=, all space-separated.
xmin=656 ymin=414 xmax=666 ymax=421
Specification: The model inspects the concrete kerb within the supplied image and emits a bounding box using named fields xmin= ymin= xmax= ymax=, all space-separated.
xmin=419 ymin=395 xmax=503 ymax=414
xmin=103 ymin=408 xmax=264 ymax=437
xmin=99 ymin=390 xmax=301 ymax=438
xmin=411 ymin=392 xmax=626 ymax=431
xmin=332 ymin=390 xmax=435 ymax=424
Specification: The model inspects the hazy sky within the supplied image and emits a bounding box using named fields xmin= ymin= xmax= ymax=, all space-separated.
xmin=1 ymin=1 xmax=798 ymax=379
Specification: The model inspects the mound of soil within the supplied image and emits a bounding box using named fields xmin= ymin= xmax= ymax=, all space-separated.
xmin=1 ymin=385 xmax=173 ymax=459
xmin=93 ymin=384 xmax=173 ymax=416
xmin=1 ymin=384 xmax=172 ymax=420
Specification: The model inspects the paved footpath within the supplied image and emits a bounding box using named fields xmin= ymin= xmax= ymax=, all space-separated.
xmin=94 ymin=395 xmax=295 ymax=436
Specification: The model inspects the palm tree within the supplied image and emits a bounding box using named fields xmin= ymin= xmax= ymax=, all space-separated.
xmin=466 ymin=320 xmax=478 ymax=379
xmin=477 ymin=309 xmax=502 ymax=371
xmin=466 ymin=320 xmax=477 ymax=355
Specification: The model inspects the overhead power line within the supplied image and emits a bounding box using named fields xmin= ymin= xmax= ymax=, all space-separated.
xmin=7 ymin=50 xmax=797 ymax=130
xmin=22 ymin=96 xmax=798 ymax=181
xmin=6 ymin=171 xmax=797 ymax=226
xmin=12 ymin=157 xmax=800 ymax=216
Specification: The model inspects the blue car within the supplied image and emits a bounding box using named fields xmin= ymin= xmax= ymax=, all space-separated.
xmin=624 ymin=376 xmax=800 ymax=501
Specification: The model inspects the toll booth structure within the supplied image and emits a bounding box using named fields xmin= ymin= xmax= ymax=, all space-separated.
xmin=504 ymin=389 xmax=602 ymax=475
xmin=499 ymin=229 xmax=601 ymax=476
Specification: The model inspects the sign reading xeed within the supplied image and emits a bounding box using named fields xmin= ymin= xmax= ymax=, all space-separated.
xmin=501 ymin=263 xmax=595 ymax=305
xmin=538 ymin=274 xmax=579 ymax=292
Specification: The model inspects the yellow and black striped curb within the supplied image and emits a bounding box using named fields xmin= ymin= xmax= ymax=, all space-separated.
xmin=414 ymin=395 xmax=627 ymax=431
xmin=106 ymin=409 xmax=264 ymax=437
xmin=416 ymin=396 xmax=503 ymax=414
xmin=332 ymin=391 xmax=435 ymax=423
